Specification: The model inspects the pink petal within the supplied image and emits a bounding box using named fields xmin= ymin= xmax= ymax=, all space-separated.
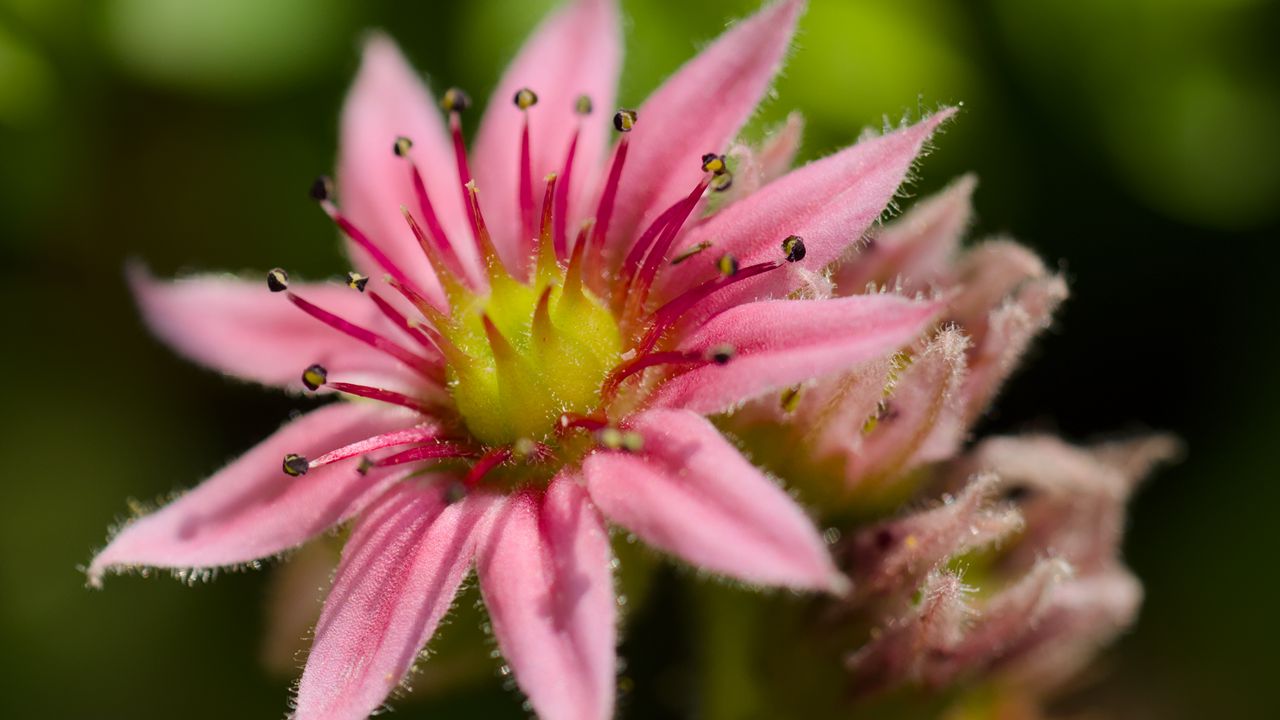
xmin=129 ymin=266 xmax=409 ymax=391
xmin=846 ymin=327 xmax=970 ymax=483
xmin=338 ymin=34 xmax=479 ymax=302
xmin=583 ymin=408 xmax=842 ymax=592
xmin=88 ymin=403 xmax=418 ymax=586
xmin=834 ymin=173 xmax=976 ymax=296
xmin=949 ymin=239 xmax=1050 ymax=343
xmin=756 ymin=110 xmax=806 ymax=183
xmin=650 ymin=293 xmax=942 ymax=415
xmin=295 ymin=482 xmax=495 ymax=720
xmin=472 ymin=0 xmax=620 ymax=270
xmin=476 ymin=475 xmax=616 ymax=720
xmin=658 ymin=111 xmax=955 ymax=312
xmin=603 ymin=0 xmax=803 ymax=256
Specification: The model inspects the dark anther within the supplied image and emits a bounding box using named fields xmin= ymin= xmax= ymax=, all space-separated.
xmin=445 ymin=481 xmax=467 ymax=504
xmin=575 ymin=94 xmax=594 ymax=115
xmin=613 ymin=108 xmax=637 ymax=132
xmin=708 ymin=344 xmax=735 ymax=365
xmin=513 ymin=87 xmax=539 ymax=109
xmin=709 ymin=170 xmax=734 ymax=193
xmin=442 ymin=87 xmax=471 ymax=113
xmin=1002 ymin=484 xmax=1033 ymax=503
xmin=301 ymin=364 xmax=328 ymax=391
xmin=266 ymin=268 xmax=290 ymax=293
xmin=393 ymin=136 xmax=413 ymax=157
xmin=309 ymin=176 xmax=333 ymax=202
xmin=701 ymin=153 xmax=727 ymax=174
xmin=779 ymin=384 xmax=802 ymax=413
xmin=282 ymin=453 xmax=310 ymax=477
xmin=874 ymin=527 xmax=896 ymax=551
xmin=782 ymin=234 xmax=807 ymax=263
xmin=345 ymin=271 xmax=369 ymax=292
xmin=356 ymin=456 xmax=374 ymax=476
xmin=715 ymin=253 xmax=740 ymax=277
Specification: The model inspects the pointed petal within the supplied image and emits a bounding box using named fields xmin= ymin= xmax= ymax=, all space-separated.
xmin=847 ymin=474 xmax=1022 ymax=601
xmin=650 ymin=293 xmax=942 ymax=415
xmin=294 ymin=483 xmax=494 ymax=720
xmin=756 ymin=110 xmax=805 ymax=183
xmin=476 ymin=475 xmax=616 ymax=720
xmin=846 ymin=327 xmax=970 ymax=484
xmin=472 ymin=0 xmax=621 ymax=269
xmin=835 ymin=173 xmax=976 ymax=295
xmin=658 ymin=111 xmax=955 ymax=312
xmin=960 ymin=274 xmax=1068 ymax=423
xmin=604 ymin=0 xmax=803 ymax=255
xmin=949 ymin=239 xmax=1050 ymax=343
xmin=584 ymin=408 xmax=842 ymax=592
xmin=338 ymin=33 xmax=479 ymax=301
xmin=88 ymin=403 xmax=418 ymax=585
xmin=847 ymin=570 xmax=972 ymax=694
xmin=129 ymin=267 xmax=408 ymax=391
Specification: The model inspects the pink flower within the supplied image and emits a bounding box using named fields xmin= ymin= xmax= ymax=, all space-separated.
xmin=90 ymin=1 xmax=955 ymax=718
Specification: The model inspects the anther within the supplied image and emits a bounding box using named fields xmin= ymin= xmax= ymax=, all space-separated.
xmin=715 ymin=253 xmax=740 ymax=277
xmin=701 ymin=153 xmax=727 ymax=174
xmin=596 ymin=427 xmax=643 ymax=452
xmin=613 ymin=108 xmax=637 ymax=132
xmin=709 ymin=170 xmax=734 ymax=193
xmin=671 ymin=240 xmax=712 ymax=266
xmin=441 ymin=87 xmax=471 ymax=113
xmin=266 ymin=268 xmax=289 ymax=292
xmin=309 ymin=176 xmax=333 ymax=202
xmin=513 ymin=87 xmax=538 ymax=109
xmin=346 ymin=271 xmax=369 ymax=292
xmin=392 ymin=136 xmax=413 ymax=157
xmin=444 ymin=481 xmax=467 ymax=504
xmin=301 ymin=363 xmax=328 ymax=391
xmin=782 ymin=234 xmax=807 ymax=263
xmin=708 ymin=344 xmax=735 ymax=365
xmin=575 ymin=95 xmax=593 ymax=115
xmin=780 ymin=384 xmax=802 ymax=413
xmin=357 ymin=456 xmax=374 ymax=475
xmin=282 ymin=453 xmax=309 ymax=477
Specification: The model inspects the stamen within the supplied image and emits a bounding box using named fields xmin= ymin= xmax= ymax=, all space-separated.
xmin=590 ymin=110 xmax=636 ymax=268
xmin=613 ymin=108 xmax=637 ymax=132
xmin=636 ymin=260 xmax=782 ymax=354
xmin=464 ymin=446 xmax=512 ymax=487
xmin=301 ymin=363 xmax=328 ymax=391
xmin=345 ymin=271 xmax=369 ymax=292
xmin=282 ymin=453 xmax=309 ymax=477
xmin=326 ymin=380 xmax=437 ymax=414
xmin=312 ymin=176 xmax=424 ymax=298
xmin=555 ymin=126 xmax=581 ymax=260
xmin=394 ymin=136 xmax=470 ymax=286
xmin=709 ymin=171 xmax=734 ymax=193
xmin=614 ymin=199 xmax=687 ymax=308
xmin=600 ymin=345 xmax=733 ymax=400
xmin=444 ymin=88 xmax=480 ymax=242
xmin=304 ymin=424 xmax=443 ymax=470
xmin=515 ymin=87 xmax=539 ymax=244
xmin=374 ymin=441 xmax=476 ymax=468
xmin=367 ymin=290 xmax=446 ymax=367
xmin=716 ymin=253 xmax=740 ymax=277
xmin=286 ymin=290 xmax=438 ymax=377
xmin=671 ymin=241 xmax=712 ymax=266
xmin=624 ymin=171 xmax=714 ymax=319
xmin=779 ymin=384 xmax=803 ymax=413
xmin=782 ymin=234 xmax=807 ymax=262
xmin=575 ymin=95 xmax=594 ymax=116
xmin=266 ymin=268 xmax=289 ymax=293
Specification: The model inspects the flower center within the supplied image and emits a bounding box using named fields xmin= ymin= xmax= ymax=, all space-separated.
xmin=437 ymin=261 xmax=621 ymax=446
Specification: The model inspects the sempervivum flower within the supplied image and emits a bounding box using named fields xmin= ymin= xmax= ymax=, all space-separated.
xmin=712 ymin=178 xmax=1178 ymax=716
xmin=88 ymin=1 xmax=957 ymax=718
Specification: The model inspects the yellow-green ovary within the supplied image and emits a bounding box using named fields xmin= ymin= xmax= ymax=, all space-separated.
xmin=444 ymin=275 xmax=621 ymax=446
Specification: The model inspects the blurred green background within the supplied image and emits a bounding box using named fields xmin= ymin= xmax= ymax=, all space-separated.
xmin=1 ymin=0 xmax=1277 ymax=717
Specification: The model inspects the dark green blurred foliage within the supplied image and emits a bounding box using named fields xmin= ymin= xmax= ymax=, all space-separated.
xmin=1 ymin=0 xmax=1277 ymax=717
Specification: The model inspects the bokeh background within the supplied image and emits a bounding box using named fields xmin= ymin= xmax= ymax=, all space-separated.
xmin=1 ymin=0 xmax=1277 ymax=717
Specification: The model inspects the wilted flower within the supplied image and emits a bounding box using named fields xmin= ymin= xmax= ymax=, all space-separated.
xmin=87 ymin=1 xmax=966 ymax=718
